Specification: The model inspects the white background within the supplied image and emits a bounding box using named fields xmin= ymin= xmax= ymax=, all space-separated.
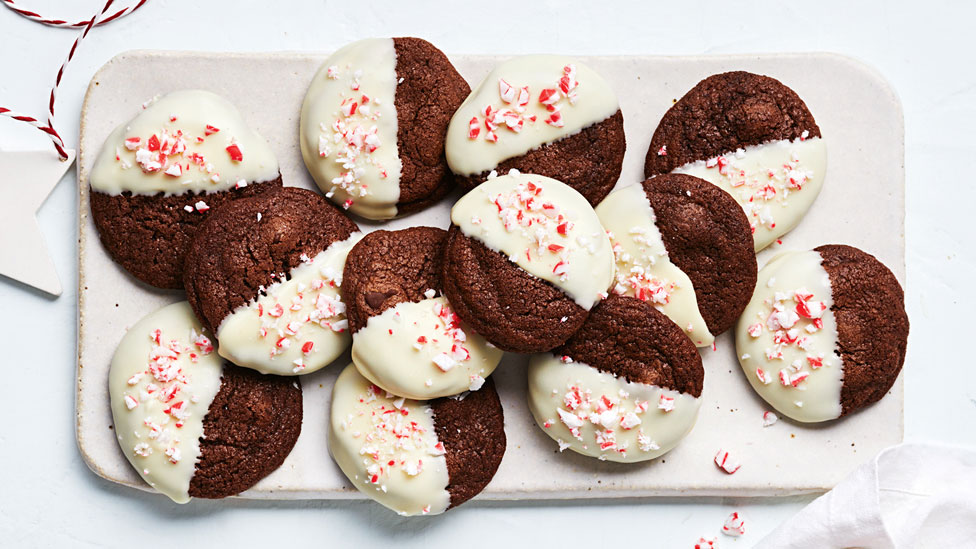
xmin=1 ymin=1 xmax=973 ymax=546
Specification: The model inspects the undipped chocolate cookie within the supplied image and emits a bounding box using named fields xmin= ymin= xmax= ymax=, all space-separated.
xmin=736 ymin=244 xmax=908 ymax=422
xmin=300 ymin=37 xmax=469 ymax=220
xmin=109 ymin=302 xmax=302 ymax=502
xmin=89 ymin=90 xmax=282 ymax=288
xmin=644 ymin=71 xmax=826 ymax=251
xmin=445 ymin=56 xmax=625 ymax=206
xmin=183 ymin=187 xmax=361 ymax=376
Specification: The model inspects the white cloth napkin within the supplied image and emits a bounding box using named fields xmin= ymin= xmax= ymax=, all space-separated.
xmin=758 ymin=443 xmax=976 ymax=548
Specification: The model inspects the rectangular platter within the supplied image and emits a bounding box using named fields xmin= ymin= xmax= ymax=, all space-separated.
xmin=77 ymin=50 xmax=905 ymax=500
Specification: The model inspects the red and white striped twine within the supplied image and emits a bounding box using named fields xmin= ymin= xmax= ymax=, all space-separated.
xmin=0 ymin=0 xmax=147 ymax=160
xmin=2 ymin=0 xmax=146 ymax=28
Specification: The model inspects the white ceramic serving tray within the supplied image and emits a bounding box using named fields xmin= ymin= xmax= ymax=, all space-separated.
xmin=77 ymin=50 xmax=905 ymax=501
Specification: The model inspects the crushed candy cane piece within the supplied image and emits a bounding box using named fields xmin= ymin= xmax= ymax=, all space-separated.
xmin=658 ymin=394 xmax=675 ymax=412
xmin=722 ymin=512 xmax=746 ymax=537
xmin=468 ymin=375 xmax=485 ymax=391
xmin=465 ymin=64 xmax=581 ymax=144
xmin=714 ymin=449 xmax=741 ymax=474
xmin=225 ymin=144 xmax=243 ymax=162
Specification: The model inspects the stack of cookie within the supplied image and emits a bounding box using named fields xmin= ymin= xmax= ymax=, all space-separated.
xmin=93 ymin=38 xmax=908 ymax=513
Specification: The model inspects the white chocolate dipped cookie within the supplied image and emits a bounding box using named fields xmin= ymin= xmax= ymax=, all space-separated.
xmin=300 ymin=37 xmax=469 ymax=220
xmin=216 ymin=232 xmax=362 ymax=376
xmin=183 ymin=187 xmax=361 ymax=376
xmin=442 ymin=172 xmax=615 ymax=353
xmin=89 ymin=89 xmax=281 ymax=288
xmin=446 ymin=55 xmax=625 ymax=206
xmin=341 ymin=226 xmax=502 ymax=399
xmin=595 ymin=174 xmax=757 ymax=347
xmin=351 ymin=295 xmax=503 ymax=399
xmin=528 ymin=295 xmax=704 ymax=462
xmin=109 ymin=302 xmax=302 ymax=503
xmin=91 ymin=90 xmax=279 ymax=196
xmin=644 ymin=71 xmax=826 ymax=251
xmin=736 ymin=245 xmax=908 ymax=422
xmin=328 ymin=364 xmax=506 ymax=515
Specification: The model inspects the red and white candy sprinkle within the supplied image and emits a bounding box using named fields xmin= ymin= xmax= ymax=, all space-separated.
xmin=250 ymin=256 xmax=348 ymax=360
xmin=714 ymin=449 xmax=741 ymax=474
xmin=721 ymin=512 xmax=746 ymax=537
xmin=694 ymin=537 xmax=717 ymax=549
xmin=488 ymin=179 xmax=579 ymax=279
xmin=553 ymin=381 xmax=660 ymax=458
xmin=316 ymin=65 xmax=388 ymax=211
xmin=607 ymin=226 xmax=677 ymax=306
xmin=114 ymin=116 xmax=245 ymax=187
xmin=121 ymin=325 xmax=214 ymax=464
xmin=658 ymin=394 xmax=675 ymax=412
xmin=749 ymin=286 xmax=831 ymax=393
xmin=467 ymin=64 xmax=580 ymax=144
xmin=692 ymin=140 xmax=816 ymax=234
xmin=468 ymin=375 xmax=485 ymax=391
xmin=340 ymin=384 xmax=443 ymax=491
xmin=417 ymin=300 xmax=474 ymax=376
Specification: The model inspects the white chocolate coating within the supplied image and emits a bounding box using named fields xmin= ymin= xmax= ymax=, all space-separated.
xmin=108 ymin=302 xmax=224 ymax=503
xmin=528 ymin=354 xmax=701 ymax=462
xmin=595 ymin=184 xmax=714 ymax=347
xmin=446 ymin=55 xmax=619 ymax=176
xmin=451 ymin=173 xmax=614 ymax=309
xmin=351 ymin=296 xmax=503 ymax=399
xmin=300 ymin=38 xmax=402 ymax=220
xmin=672 ymin=137 xmax=826 ymax=251
xmin=91 ymin=90 xmax=279 ymax=196
xmin=215 ymin=233 xmax=361 ymax=376
xmin=329 ymin=364 xmax=451 ymax=516
xmin=735 ymin=250 xmax=843 ymax=422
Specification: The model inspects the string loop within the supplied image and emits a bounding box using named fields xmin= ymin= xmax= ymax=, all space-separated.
xmin=0 ymin=1 xmax=147 ymax=159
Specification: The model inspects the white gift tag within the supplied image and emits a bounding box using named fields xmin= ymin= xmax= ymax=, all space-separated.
xmin=0 ymin=149 xmax=74 ymax=296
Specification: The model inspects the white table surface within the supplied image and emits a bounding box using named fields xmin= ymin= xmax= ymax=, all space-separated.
xmin=1 ymin=1 xmax=973 ymax=546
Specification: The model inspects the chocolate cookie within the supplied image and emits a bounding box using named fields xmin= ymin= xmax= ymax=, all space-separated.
xmin=595 ymin=174 xmax=756 ymax=347
xmin=300 ymin=37 xmax=469 ymax=220
xmin=430 ymin=377 xmax=507 ymax=507
xmin=528 ymin=294 xmax=704 ymax=462
xmin=189 ymin=364 xmax=303 ymax=499
xmin=445 ymin=56 xmax=625 ymax=206
xmin=816 ymin=245 xmax=909 ymax=415
xmin=109 ymin=302 xmax=302 ymax=503
xmin=329 ymin=363 xmax=506 ymax=515
xmin=443 ymin=173 xmax=615 ymax=353
xmin=89 ymin=90 xmax=282 ymax=288
xmin=453 ymin=112 xmax=625 ymax=206
xmin=183 ymin=186 xmax=361 ymax=376
xmin=344 ymin=227 xmax=502 ymax=399
xmin=643 ymin=71 xmax=826 ymax=251
xmin=342 ymin=226 xmax=446 ymax=333
xmin=736 ymin=245 xmax=908 ymax=422
xmin=90 ymin=180 xmax=281 ymax=289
